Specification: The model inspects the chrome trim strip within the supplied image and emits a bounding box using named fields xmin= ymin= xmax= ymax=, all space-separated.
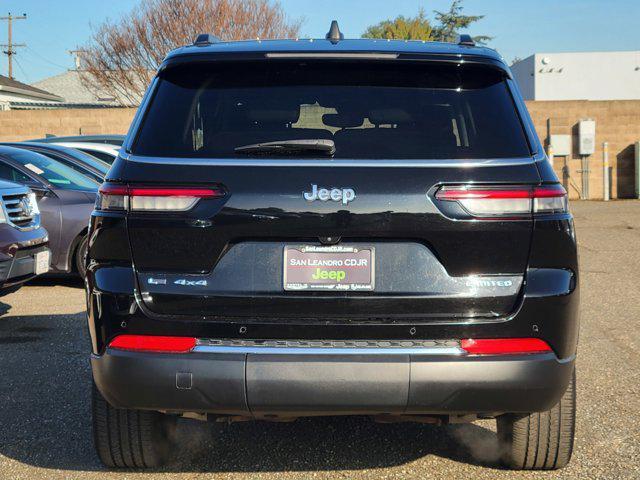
xmin=192 ymin=345 xmax=466 ymax=355
xmin=125 ymin=155 xmax=533 ymax=168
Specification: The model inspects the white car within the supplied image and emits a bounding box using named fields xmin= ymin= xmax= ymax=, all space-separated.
xmin=53 ymin=142 xmax=120 ymax=164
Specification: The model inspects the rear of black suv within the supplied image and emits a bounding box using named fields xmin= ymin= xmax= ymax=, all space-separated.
xmin=87 ymin=36 xmax=578 ymax=470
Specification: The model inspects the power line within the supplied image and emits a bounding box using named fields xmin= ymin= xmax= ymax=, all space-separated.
xmin=25 ymin=45 xmax=68 ymax=70
xmin=13 ymin=56 xmax=29 ymax=82
xmin=0 ymin=12 xmax=27 ymax=79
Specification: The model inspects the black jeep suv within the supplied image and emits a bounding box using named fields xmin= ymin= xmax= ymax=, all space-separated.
xmin=87 ymin=28 xmax=579 ymax=470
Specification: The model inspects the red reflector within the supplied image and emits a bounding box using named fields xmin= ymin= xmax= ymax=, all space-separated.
xmin=109 ymin=335 xmax=196 ymax=353
xmin=460 ymin=338 xmax=552 ymax=355
xmin=128 ymin=187 xmax=224 ymax=198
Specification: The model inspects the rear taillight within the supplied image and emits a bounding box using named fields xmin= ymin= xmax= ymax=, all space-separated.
xmin=97 ymin=184 xmax=225 ymax=212
xmin=109 ymin=335 xmax=196 ymax=353
xmin=460 ymin=338 xmax=553 ymax=355
xmin=435 ymin=184 xmax=567 ymax=218
xmin=531 ymin=185 xmax=569 ymax=213
xmin=97 ymin=184 xmax=128 ymax=211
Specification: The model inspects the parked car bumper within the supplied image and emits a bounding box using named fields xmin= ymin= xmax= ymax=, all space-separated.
xmin=0 ymin=225 xmax=50 ymax=293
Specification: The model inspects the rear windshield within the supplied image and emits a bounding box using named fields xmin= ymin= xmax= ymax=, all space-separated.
xmin=132 ymin=61 xmax=531 ymax=159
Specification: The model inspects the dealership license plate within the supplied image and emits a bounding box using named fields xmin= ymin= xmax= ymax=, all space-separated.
xmin=34 ymin=250 xmax=50 ymax=275
xmin=283 ymin=246 xmax=374 ymax=291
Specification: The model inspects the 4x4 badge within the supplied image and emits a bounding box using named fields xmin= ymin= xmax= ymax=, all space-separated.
xmin=174 ymin=279 xmax=208 ymax=287
xmin=303 ymin=184 xmax=355 ymax=205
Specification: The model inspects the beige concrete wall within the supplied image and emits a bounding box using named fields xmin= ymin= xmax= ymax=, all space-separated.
xmin=525 ymin=100 xmax=640 ymax=199
xmin=0 ymin=108 xmax=136 ymax=142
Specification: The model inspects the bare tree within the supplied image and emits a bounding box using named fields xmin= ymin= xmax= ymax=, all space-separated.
xmin=79 ymin=0 xmax=302 ymax=106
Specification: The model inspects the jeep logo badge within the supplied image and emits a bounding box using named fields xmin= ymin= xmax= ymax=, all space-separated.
xmin=303 ymin=184 xmax=356 ymax=205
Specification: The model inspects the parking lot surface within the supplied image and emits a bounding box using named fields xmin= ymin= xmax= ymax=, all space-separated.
xmin=0 ymin=201 xmax=638 ymax=479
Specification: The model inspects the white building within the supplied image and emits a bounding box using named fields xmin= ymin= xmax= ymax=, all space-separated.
xmin=511 ymin=51 xmax=640 ymax=101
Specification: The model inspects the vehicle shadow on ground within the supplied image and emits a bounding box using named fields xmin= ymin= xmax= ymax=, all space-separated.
xmin=0 ymin=300 xmax=11 ymax=316
xmin=0 ymin=310 xmax=504 ymax=473
xmin=26 ymin=275 xmax=85 ymax=289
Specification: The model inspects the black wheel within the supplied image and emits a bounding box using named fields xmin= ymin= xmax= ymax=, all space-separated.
xmin=75 ymin=235 xmax=89 ymax=278
xmin=497 ymin=368 xmax=576 ymax=470
xmin=92 ymin=381 xmax=176 ymax=468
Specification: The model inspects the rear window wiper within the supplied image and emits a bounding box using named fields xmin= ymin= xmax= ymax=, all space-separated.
xmin=234 ymin=139 xmax=335 ymax=156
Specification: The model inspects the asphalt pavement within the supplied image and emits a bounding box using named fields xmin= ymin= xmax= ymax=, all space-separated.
xmin=0 ymin=200 xmax=638 ymax=479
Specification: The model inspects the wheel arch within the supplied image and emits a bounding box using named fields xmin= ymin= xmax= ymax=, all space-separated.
xmin=67 ymin=226 xmax=89 ymax=273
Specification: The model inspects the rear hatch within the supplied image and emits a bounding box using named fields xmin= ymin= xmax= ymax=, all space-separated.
xmin=119 ymin=58 xmax=540 ymax=322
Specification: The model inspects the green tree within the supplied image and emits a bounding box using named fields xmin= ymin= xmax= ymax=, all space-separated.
xmin=362 ymin=9 xmax=432 ymax=40
xmin=361 ymin=0 xmax=490 ymax=44
xmin=431 ymin=0 xmax=491 ymax=44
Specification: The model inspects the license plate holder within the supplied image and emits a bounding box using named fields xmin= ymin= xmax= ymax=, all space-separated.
xmin=34 ymin=250 xmax=50 ymax=275
xmin=283 ymin=245 xmax=374 ymax=291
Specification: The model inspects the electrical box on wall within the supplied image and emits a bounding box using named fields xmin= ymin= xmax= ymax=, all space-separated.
xmin=578 ymin=119 xmax=596 ymax=155
xmin=550 ymin=134 xmax=572 ymax=156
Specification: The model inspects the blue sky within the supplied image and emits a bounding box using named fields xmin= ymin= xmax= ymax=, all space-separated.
xmin=3 ymin=0 xmax=639 ymax=83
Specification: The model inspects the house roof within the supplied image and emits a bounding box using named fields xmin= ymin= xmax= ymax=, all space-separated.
xmin=32 ymin=70 xmax=119 ymax=106
xmin=0 ymin=74 xmax=63 ymax=102
xmin=32 ymin=70 xmax=143 ymax=107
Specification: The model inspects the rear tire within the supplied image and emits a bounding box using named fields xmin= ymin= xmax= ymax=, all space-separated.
xmin=92 ymin=382 xmax=175 ymax=468
xmin=497 ymin=368 xmax=576 ymax=470
xmin=75 ymin=234 xmax=89 ymax=279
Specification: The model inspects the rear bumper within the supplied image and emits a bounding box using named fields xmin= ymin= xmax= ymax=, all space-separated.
xmin=92 ymin=346 xmax=575 ymax=416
